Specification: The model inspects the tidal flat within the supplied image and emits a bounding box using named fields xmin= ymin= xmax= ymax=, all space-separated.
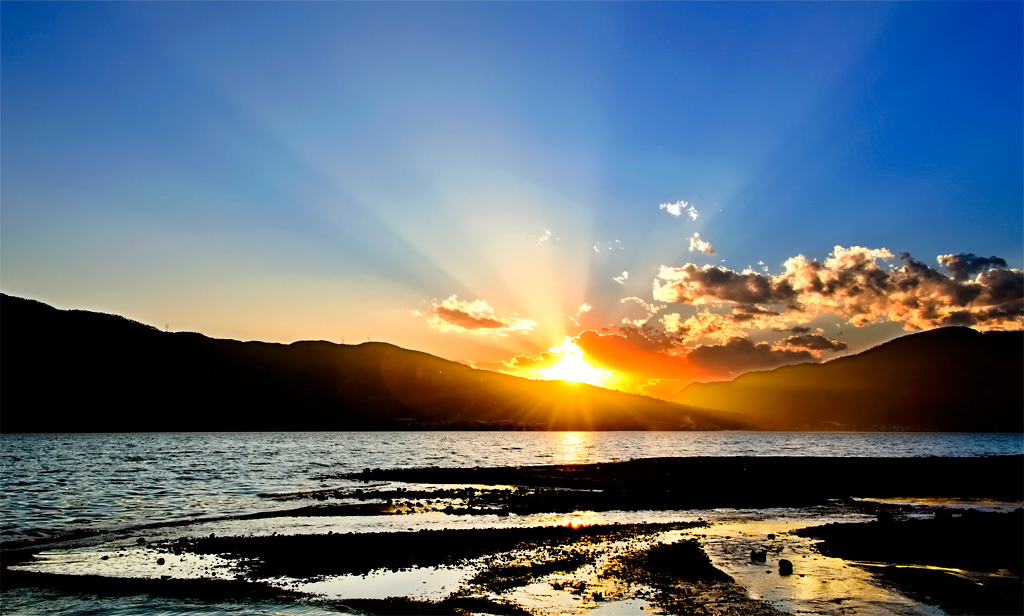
xmin=2 ymin=456 xmax=1021 ymax=616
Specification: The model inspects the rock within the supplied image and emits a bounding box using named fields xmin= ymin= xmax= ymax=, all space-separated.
xmin=156 ymin=557 xmax=165 ymax=565
xmin=136 ymin=538 xmax=147 ymax=545
xmin=100 ymin=555 xmax=109 ymax=560
xmin=750 ymin=549 xmax=768 ymax=562
xmin=767 ymin=533 xmax=776 ymax=539
xmin=779 ymin=559 xmax=793 ymax=575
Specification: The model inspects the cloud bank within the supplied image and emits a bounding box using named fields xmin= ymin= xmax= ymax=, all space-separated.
xmin=655 ymin=246 xmax=1022 ymax=332
xmin=428 ymin=295 xmax=537 ymax=335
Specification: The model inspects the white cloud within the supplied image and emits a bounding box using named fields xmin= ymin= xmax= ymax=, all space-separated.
xmin=613 ymin=271 xmax=629 ymax=284
xmin=688 ymin=233 xmax=716 ymax=255
xmin=660 ymin=200 xmax=687 ymax=216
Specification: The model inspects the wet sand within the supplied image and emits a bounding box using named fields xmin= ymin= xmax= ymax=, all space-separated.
xmin=2 ymin=455 xmax=1021 ymax=615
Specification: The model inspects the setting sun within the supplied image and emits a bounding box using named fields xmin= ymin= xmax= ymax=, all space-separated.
xmin=541 ymin=339 xmax=614 ymax=386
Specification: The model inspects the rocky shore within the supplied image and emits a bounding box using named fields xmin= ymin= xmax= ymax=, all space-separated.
xmin=2 ymin=456 xmax=1021 ymax=615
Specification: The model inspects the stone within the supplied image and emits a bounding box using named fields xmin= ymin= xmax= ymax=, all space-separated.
xmin=779 ymin=559 xmax=793 ymax=575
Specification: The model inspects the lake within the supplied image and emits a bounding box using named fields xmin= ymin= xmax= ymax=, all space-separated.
xmin=2 ymin=431 xmax=1021 ymax=544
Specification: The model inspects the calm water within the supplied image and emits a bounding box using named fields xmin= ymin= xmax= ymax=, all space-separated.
xmin=1 ymin=431 xmax=1021 ymax=543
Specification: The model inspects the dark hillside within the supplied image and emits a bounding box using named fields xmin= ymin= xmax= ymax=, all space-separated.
xmin=0 ymin=294 xmax=746 ymax=432
xmin=675 ymin=327 xmax=1023 ymax=431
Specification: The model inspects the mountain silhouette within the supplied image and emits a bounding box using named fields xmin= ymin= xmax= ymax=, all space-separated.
xmin=0 ymin=294 xmax=749 ymax=432
xmin=674 ymin=327 xmax=1022 ymax=431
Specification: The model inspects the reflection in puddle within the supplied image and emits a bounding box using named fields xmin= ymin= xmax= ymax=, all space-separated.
xmin=297 ymin=566 xmax=471 ymax=600
xmin=691 ymin=513 xmax=947 ymax=616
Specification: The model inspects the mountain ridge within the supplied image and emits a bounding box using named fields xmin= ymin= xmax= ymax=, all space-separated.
xmin=0 ymin=294 xmax=748 ymax=432
xmin=674 ymin=326 xmax=1022 ymax=431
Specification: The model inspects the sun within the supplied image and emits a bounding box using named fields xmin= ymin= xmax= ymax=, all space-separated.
xmin=541 ymin=339 xmax=614 ymax=387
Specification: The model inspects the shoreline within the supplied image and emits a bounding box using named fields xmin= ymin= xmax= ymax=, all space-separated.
xmin=2 ymin=455 xmax=1022 ymax=615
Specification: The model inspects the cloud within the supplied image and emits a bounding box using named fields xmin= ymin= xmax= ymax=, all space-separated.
xmin=594 ymin=239 xmax=624 ymax=252
xmin=620 ymin=296 xmax=665 ymax=326
xmin=427 ymin=295 xmax=537 ymax=335
xmin=537 ymin=228 xmax=554 ymax=244
xmin=660 ymin=200 xmax=699 ymax=221
xmin=660 ymin=200 xmax=687 ymax=216
xmin=575 ymin=328 xmax=816 ymax=389
xmin=613 ymin=271 xmax=629 ymax=285
xmin=571 ymin=303 xmax=592 ymax=326
xmin=937 ymin=253 xmax=1008 ymax=281
xmin=779 ymin=334 xmax=848 ymax=352
xmin=687 ymin=233 xmax=716 ymax=255
xmin=661 ymin=311 xmax=751 ymax=344
xmin=654 ymin=246 xmax=1023 ymax=331
xmin=655 ymin=264 xmax=791 ymax=305
xmin=686 ymin=337 xmax=815 ymax=377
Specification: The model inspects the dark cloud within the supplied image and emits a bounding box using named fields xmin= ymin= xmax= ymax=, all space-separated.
xmin=686 ymin=337 xmax=815 ymax=377
xmin=655 ymin=264 xmax=795 ymax=305
xmin=937 ymin=253 xmax=1008 ymax=281
xmin=781 ymin=334 xmax=848 ymax=352
xmin=730 ymin=305 xmax=781 ymax=322
xmin=434 ymin=306 xmax=506 ymax=330
xmin=791 ymin=326 xmax=811 ymax=333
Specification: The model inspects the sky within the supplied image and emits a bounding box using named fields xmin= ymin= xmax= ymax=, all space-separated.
xmin=3 ymin=2 xmax=1022 ymax=399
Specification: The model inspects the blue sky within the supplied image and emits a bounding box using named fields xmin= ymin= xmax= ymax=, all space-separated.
xmin=3 ymin=2 xmax=1021 ymax=391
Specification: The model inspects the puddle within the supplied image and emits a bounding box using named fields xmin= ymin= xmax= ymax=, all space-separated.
xmin=688 ymin=511 xmax=947 ymax=616
xmin=586 ymin=597 xmax=652 ymax=615
xmin=852 ymin=497 xmax=1023 ymax=514
xmin=7 ymin=545 xmax=237 ymax=581
xmin=297 ymin=566 xmax=471 ymax=600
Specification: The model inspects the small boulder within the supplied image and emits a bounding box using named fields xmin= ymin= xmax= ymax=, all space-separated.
xmin=156 ymin=557 xmax=166 ymax=566
xmin=750 ymin=549 xmax=768 ymax=563
xmin=779 ymin=559 xmax=793 ymax=575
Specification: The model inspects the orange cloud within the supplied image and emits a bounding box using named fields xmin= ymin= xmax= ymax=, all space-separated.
xmin=427 ymin=295 xmax=537 ymax=335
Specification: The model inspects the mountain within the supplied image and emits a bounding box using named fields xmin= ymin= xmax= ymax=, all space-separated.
xmin=0 ymin=294 xmax=749 ymax=432
xmin=674 ymin=327 xmax=1022 ymax=431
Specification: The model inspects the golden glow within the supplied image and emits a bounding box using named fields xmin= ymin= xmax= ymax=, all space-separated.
xmin=553 ymin=431 xmax=592 ymax=464
xmin=541 ymin=339 xmax=614 ymax=386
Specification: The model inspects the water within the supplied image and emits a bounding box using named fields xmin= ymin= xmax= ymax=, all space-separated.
xmin=2 ymin=431 xmax=1020 ymax=544
xmin=2 ymin=432 xmax=1021 ymax=615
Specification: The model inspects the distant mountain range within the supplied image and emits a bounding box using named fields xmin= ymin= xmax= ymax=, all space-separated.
xmin=0 ymin=294 xmax=747 ymax=432
xmin=676 ymin=326 xmax=1022 ymax=431
xmin=2 ymin=294 xmax=1019 ymax=432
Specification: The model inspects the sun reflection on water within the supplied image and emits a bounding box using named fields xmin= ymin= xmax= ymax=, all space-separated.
xmin=552 ymin=431 xmax=594 ymax=464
